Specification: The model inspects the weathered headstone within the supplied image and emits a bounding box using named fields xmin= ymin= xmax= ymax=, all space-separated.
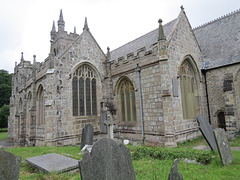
xmin=196 ymin=115 xmax=217 ymax=151
xmin=81 ymin=124 xmax=94 ymax=149
xmin=79 ymin=138 xmax=136 ymax=180
xmin=168 ymin=159 xmax=183 ymax=180
xmin=26 ymin=153 xmax=79 ymax=173
xmin=0 ymin=150 xmax=21 ymax=180
xmin=213 ymin=128 xmax=233 ymax=166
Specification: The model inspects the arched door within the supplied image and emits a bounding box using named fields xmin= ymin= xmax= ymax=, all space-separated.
xmin=217 ymin=112 xmax=226 ymax=130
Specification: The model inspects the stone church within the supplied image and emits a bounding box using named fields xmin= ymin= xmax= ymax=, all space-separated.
xmin=8 ymin=7 xmax=240 ymax=147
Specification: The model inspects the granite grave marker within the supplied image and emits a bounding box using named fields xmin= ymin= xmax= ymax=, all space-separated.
xmin=26 ymin=153 xmax=79 ymax=173
xmin=197 ymin=115 xmax=217 ymax=151
xmin=79 ymin=138 xmax=136 ymax=180
xmin=0 ymin=150 xmax=21 ymax=180
xmin=168 ymin=159 xmax=183 ymax=180
xmin=81 ymin=124 xmax=94 ymax=149
xmin=213 ymin=128 xmax=233 ymax=166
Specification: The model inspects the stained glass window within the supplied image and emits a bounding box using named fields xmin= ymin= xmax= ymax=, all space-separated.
xmin=72 ymin=65 xmax=97 ymax=116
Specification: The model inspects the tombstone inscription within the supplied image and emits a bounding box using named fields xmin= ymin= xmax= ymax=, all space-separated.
xmin=0 ymin=150 xmax=21 ymax=180
xmin=81 ymin=124 xmax=94 ymax=149
xmin=213 ymin=128 xmax=233 ymax=166
xmin=196 ymin=115 xmax=217 ymax=151
xmin=79 ymin=138 xmax=136 ymax=180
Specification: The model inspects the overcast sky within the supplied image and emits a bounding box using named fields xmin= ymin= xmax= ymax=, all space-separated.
xmin=1 ymin=0 xmax=240 ymax=73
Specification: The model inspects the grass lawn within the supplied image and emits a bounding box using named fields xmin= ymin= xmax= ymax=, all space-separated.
xmin=3 ymin=135 xmax=240 ymax=180
xmin=0 ymin=131 xmax=8 ymax=141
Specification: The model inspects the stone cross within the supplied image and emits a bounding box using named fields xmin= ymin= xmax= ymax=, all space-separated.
xmin=0 ymin=150 xmax=22 ymax=180
xmin=81 ymin=124 xmax=94 ymax=149
xmin=79 ymin=138 xmax=136 ymax=180
xmin=104 ymin=114 xmax=116 ymax=139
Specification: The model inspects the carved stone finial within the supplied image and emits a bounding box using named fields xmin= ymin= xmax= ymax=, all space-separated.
xmin=21 ymin=52 xmax=24 ymax=61
xmin=33 ymin=55 xmax=36 ymax=64
xmin=180 ymin=5 xmax=184 ymax=11
xmin=107 ymin=47 xmax=111 ymax=60
xmin=83 ymin=17 xmax=89 ymax=31
xmin=51 ymin=21 xmax=56 ymax=33
xmin=158 ymin=19 xmax=166 ymax=41
xmin=74 ymin=26 xmax=76 ymax=34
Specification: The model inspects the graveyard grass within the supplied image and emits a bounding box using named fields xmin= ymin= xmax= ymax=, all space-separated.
xmin=0 ymin=130 xmax=8 ymax=141
xmin=3 ymin=136 xmax=240 ymax=180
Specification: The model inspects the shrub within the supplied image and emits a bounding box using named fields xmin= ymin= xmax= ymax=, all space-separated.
xmin=132 ymin=146 xmax=214 ymax=164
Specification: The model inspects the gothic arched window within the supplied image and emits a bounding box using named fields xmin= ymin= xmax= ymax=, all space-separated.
xmin=118 ymin=78 xmax=136 ymax=122
xmin=180 ymin=60 xmax=197 ymax=119
xmin=72 ymin=65 xmax=97 ymax=116
xmin=37 ymin=85 xmax=44 ymax=125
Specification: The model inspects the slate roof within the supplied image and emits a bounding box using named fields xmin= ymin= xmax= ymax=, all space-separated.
xmin=110 ymin=19 xmax=177 ymax=61
xmin=194 ymin=9 xmax=240 ymax=70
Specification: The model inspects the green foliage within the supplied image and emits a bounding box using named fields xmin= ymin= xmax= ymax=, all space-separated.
xmin=0 ymin=69 xmax=12 ymax=108
xmin=132 ymin=146 xmax=214 ymax=164
xmin=0 ymin=104 xmax=9 ymax=129
xmin=230 ymin=134 xmax=240 ymax=147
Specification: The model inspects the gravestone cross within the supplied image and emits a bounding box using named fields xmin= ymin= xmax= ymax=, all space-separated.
xmin=0 ymin=150 xmax=21 ymax=180
xmin=104 ymin=114 xmax=116 ymax=139
xmin=79 ymin=138 xmax=136 ymax=180
xmin=196 ymin=115 xmax=217 ymax=151
xmin=213 ymin=128 xmax=233 ymax=166
xmin=81 ymin=124 xmax=94 ymax=149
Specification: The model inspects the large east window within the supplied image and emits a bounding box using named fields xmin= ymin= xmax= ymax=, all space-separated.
xmin=72 ymin=65 xmax=97 ymax=116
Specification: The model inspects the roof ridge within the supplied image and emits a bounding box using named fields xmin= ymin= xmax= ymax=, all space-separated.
xmin=193 ymin=8 xmax=240 ymax=30
xmin=110 ymin=18 xmax=177 ymax=53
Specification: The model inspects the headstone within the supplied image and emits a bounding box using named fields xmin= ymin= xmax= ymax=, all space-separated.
xmin=213 ymin=128 xmax=233 ymax=166
xmin=0 ymin=150 xmax=21 ymax=180
xmin=81 ymin=124 xmax=94 ymax=149
xmin=196 ymin=115 xmax=218 ymax=151
xmin=79 ymin=138 xmax=136 ymax=180
xmin=26 ymin=153 xmax=79 ymax=173
xmin=168 ymin=159 xmax=183 ymax=180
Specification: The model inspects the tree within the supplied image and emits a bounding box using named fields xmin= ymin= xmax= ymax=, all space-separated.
xmin=0 ymin=104 xmax=9 ymax=129
xmin=0 ymin=70 xmax=12 ymax=108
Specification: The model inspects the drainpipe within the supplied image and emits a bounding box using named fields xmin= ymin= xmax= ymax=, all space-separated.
xmin=201 ymin=62 xmax=211 ymax=124
xmin=136 ymin=64 xmax=145 ymax=144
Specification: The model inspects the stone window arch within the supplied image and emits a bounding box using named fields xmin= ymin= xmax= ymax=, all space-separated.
xmin=180 ymin=59 xmax=198 ymax=119
xmin=72 ymin=65 xmax=97 ymax=116
xmin=117 ymin=78 xmax=136 ymax=122
xmin=37 ymin=85 xmax=44 ymax=125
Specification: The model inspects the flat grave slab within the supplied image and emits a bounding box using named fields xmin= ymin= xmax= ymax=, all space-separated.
xmin=197 ymin=115 xmax=217 ymax=151
xmin=26 ymin=153 xmax=79 ymax=173
xmin=214 ymin=128 xmax=233 ymax=166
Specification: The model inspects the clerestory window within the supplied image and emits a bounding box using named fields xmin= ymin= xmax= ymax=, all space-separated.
xmin=72 ymin=65 xmax=97 ymax=116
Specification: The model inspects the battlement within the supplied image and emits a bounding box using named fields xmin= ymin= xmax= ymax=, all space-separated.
xmin=111 ymin=43 xmax=158 ymax=67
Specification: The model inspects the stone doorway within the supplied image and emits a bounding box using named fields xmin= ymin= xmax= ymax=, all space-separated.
xmin=217 ymin=112 xmax=226 ymax=130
